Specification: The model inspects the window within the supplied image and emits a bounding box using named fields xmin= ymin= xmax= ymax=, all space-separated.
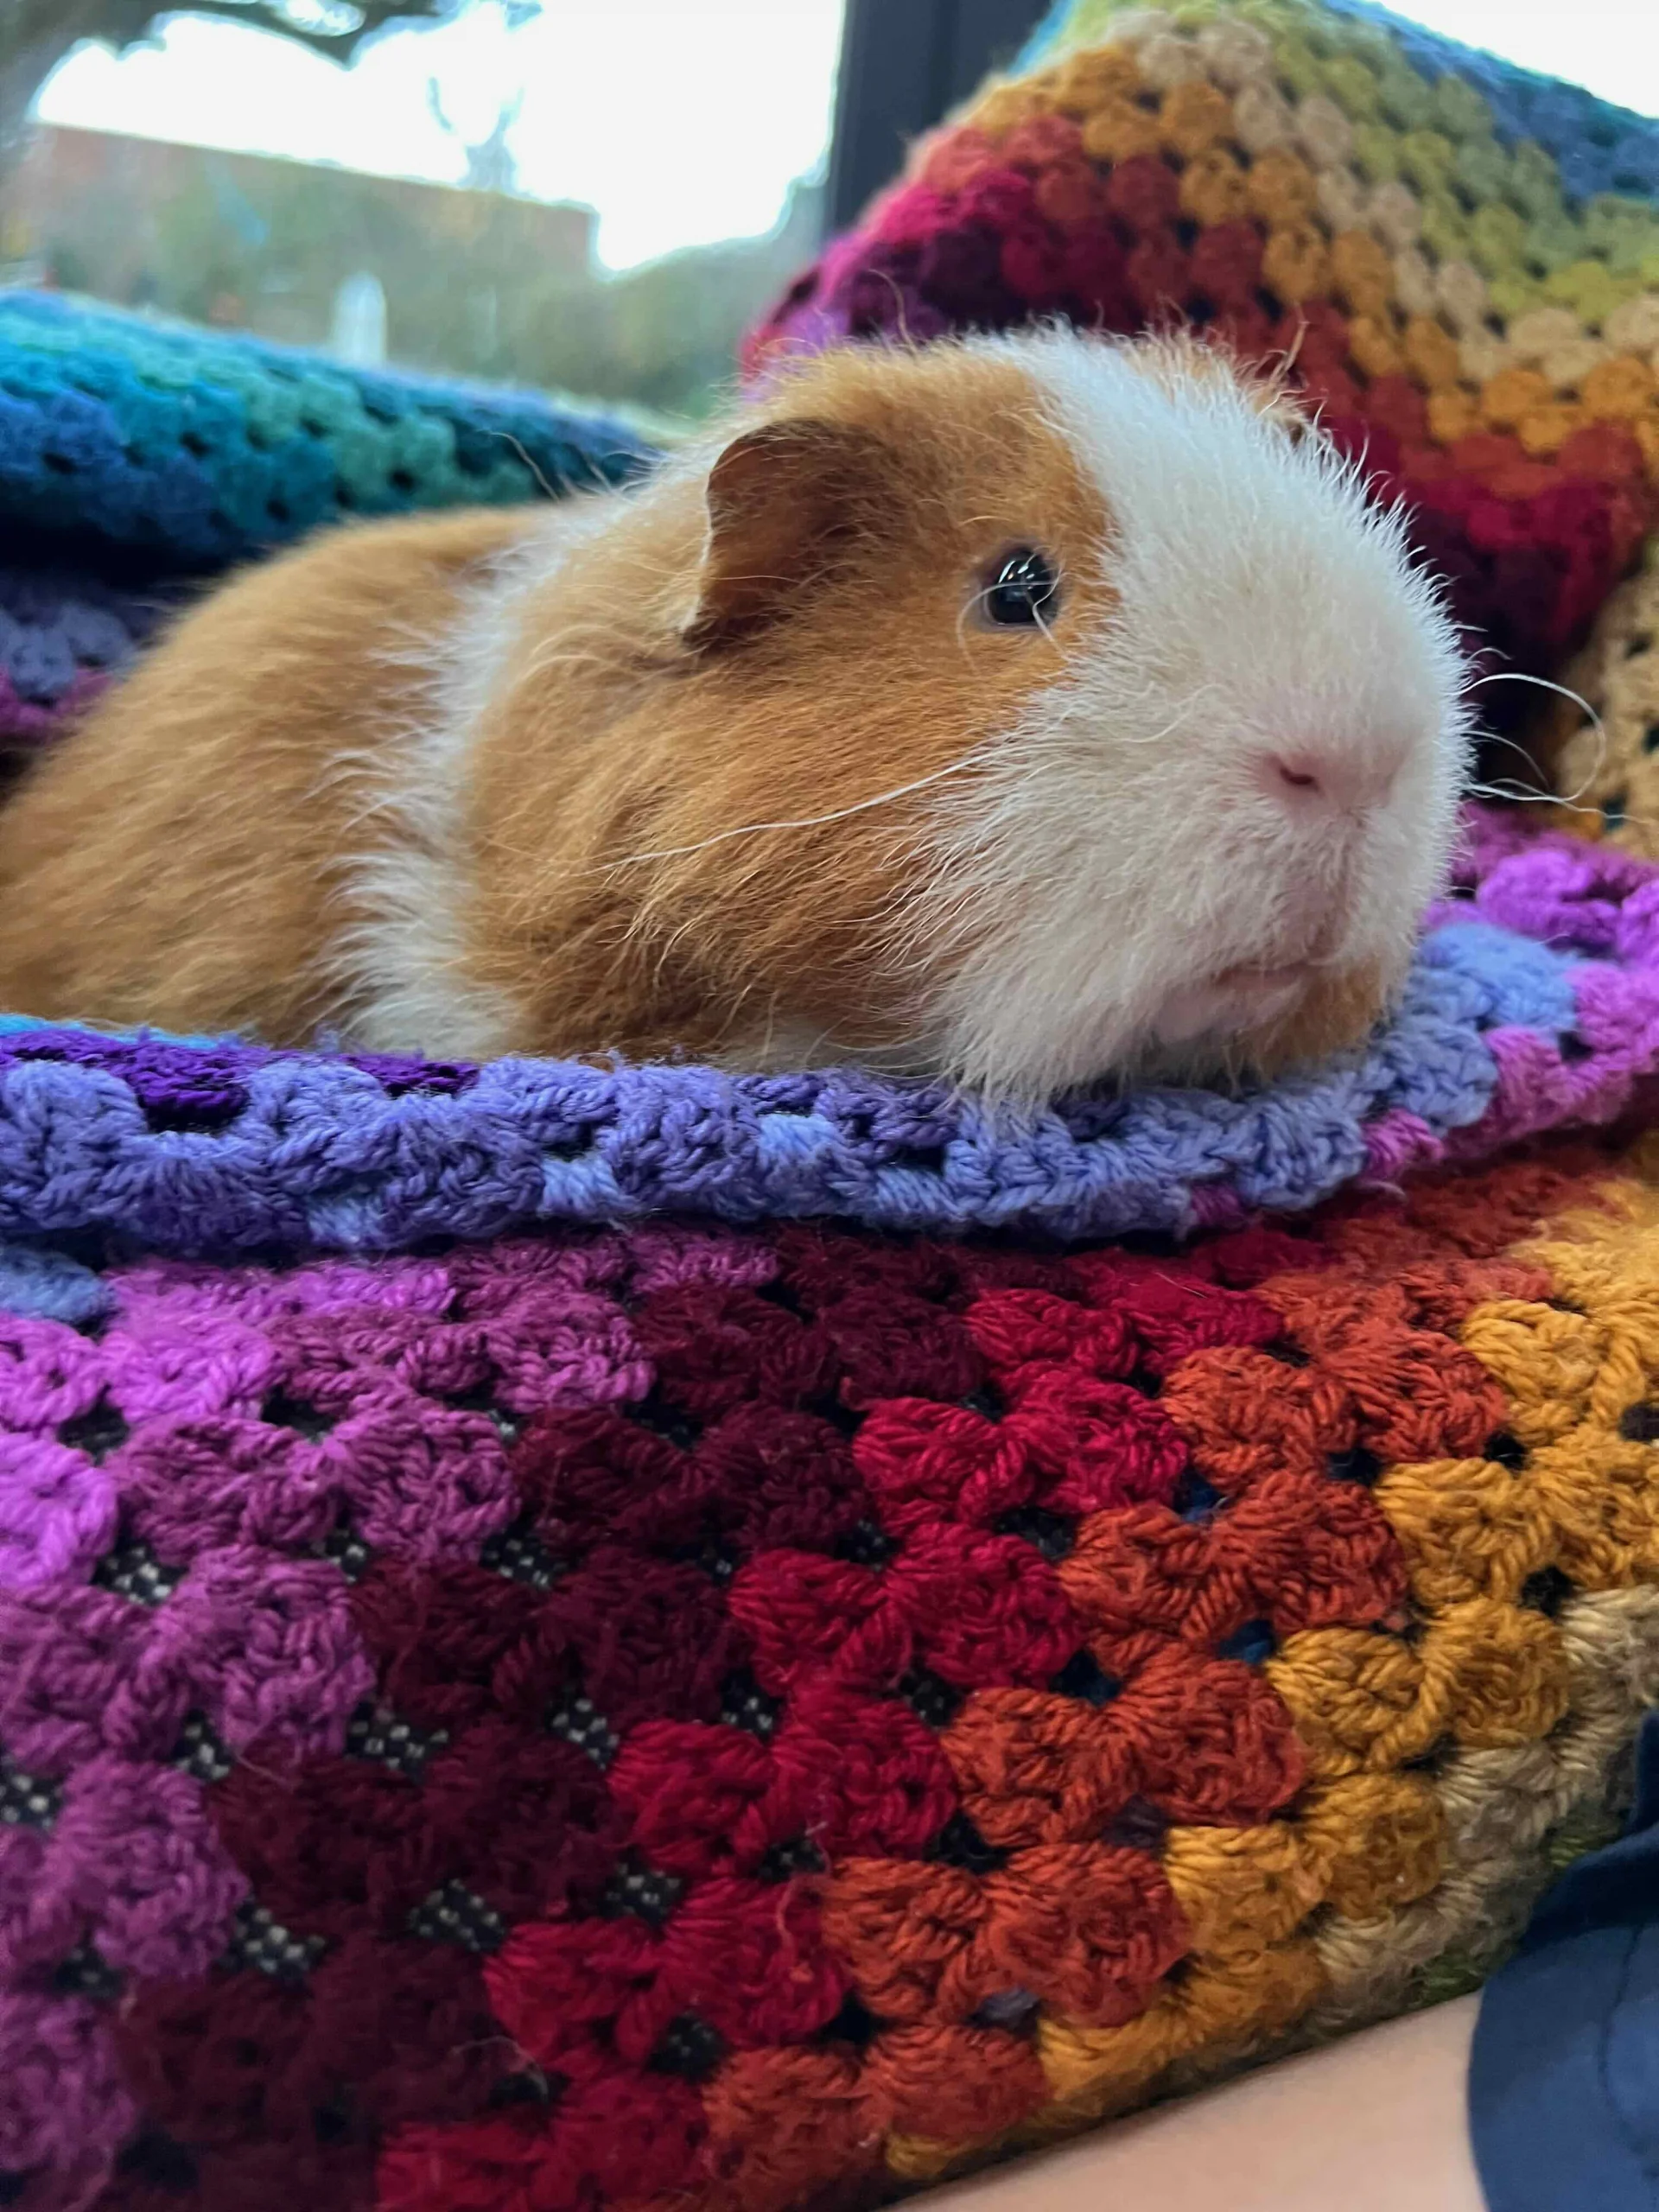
xmin=4 ymin=0 xmax=1650 ymax=430
xmin=5 ymin=0 xmax=846 ymax=423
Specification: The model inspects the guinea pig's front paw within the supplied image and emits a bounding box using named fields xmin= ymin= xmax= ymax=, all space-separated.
xmin=1152 ymin=963 xmax=1309 ymax=1051
xmin=1152 ymin=957 xmax=1395 ymax=1080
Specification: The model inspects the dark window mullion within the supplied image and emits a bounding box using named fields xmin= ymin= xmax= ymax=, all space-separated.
xmin=827 ymin=0 xmax=1052 ymax=233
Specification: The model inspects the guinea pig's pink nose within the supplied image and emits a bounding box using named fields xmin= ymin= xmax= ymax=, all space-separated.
xmin=1260 ymin=744 xmax=1402 ymax=816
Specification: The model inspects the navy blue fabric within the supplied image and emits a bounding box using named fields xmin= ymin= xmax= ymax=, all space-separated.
xmin=1471 ymin=1711 xmax=1659 ymax=2210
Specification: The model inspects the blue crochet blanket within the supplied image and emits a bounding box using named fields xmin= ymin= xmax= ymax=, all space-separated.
xmin=0 ymin=290 xmax=655 ymax=574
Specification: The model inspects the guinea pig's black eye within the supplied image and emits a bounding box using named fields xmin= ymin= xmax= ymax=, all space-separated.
xmin=981 ymin=546 xmax=1060 ymax=628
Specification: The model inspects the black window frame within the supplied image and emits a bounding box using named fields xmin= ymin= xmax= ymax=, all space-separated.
xmin=827 ymin=0 xmax=1053 ymax=232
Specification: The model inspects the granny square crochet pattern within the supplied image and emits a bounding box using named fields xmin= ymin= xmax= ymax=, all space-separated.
xmin=0 ymin=291 xmax=655 ymax=574
xmin=749 ymin=0 xmax=1659 ymax=713
xmin=6 ymin=1102 xmax=1659 ymax=2211
xmin=10 ymin=3 xmax=1659 ymax=2204
xmin=0 ymin=804 xmax=1655 ymax=2209
xmin=0 ymin=291 xmax=658 ymax=754
xmin=1541 ymin=554 xmax=1659 ymax=863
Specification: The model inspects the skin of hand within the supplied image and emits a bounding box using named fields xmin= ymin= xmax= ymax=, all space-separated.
xmin=919 ymin=1994 xmax=1484 ymax=2212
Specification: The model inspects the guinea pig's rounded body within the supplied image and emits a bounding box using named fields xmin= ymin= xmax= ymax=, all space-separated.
xmin=0 ymin=328 xmax=1471 ymax=1100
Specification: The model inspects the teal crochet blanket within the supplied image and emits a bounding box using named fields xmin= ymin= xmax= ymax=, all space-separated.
xmin=0 ymin=290 xmax=655 ymax=573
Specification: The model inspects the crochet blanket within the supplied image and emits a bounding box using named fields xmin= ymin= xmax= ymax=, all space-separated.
xmin=0 ymin=293 xmax=654 ymax=570
xmin=0 ymin=292 xmax=656 ymax=769
xmin=0 ymin=808 xmax=1656 ymax=2211
xmin=6 ymin=1015 xmax=1659 ymax=2212
xmin=7 ymin=5 xmax=1659 ymax=2205
xmin=749 ymin=0 xmax=1659 ymax=714
xmin=0 ymin=555 xmax=170 ymax=774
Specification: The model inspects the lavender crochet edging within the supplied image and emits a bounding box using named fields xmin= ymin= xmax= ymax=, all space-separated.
xmin=0 ymin=808 xmax=1653 ymax=1259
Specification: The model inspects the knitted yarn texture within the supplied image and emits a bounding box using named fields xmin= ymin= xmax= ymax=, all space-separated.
xmin=0 ymin=291 xmax=656 ymax=574
xmin=0 ymin=560 xmax=166 ymax=762
xmin=1543 ymin=554 xmax=1659 ymax=859
xmin=0 ymin=804 xmax=1651 ymax=1254
xmin=4 ymin=1128 xmax=1659 ymax=2209
xmin=747 ymin=0 xmax=1659 ymax=705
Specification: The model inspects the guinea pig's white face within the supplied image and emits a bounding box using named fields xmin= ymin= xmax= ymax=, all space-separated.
xmin=911 ymin=328 xmax=1471 ymax=1102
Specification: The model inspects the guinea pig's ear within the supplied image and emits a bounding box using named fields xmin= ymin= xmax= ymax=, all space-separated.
xmin=683 ymin=417 xmax=876 ymax=652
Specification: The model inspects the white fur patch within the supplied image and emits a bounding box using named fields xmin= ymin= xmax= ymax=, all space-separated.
xmin=327 ymin=501 xmax=613 ymax=1057
xmin=908 ymin=327 xmax=1472 ymax=1101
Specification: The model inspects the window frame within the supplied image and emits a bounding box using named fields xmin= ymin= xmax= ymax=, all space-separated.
xmin=826 ymin=0 xmax=1052 ymax=232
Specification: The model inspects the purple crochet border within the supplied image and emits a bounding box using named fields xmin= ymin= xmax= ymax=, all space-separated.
xmin=0 ymin=807 xmax=1653 ymax=1258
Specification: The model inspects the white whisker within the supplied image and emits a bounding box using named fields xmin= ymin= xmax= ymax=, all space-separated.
xmin=1466 ymin=669 xmax=1609 ymax=805
xmin=594 ymin=759 xmax=982 ymax=874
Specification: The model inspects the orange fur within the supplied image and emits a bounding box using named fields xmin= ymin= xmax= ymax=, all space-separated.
xmin=0 ymin=346 xmax=1108 ymax=1064
xmin=0 ymin=333 xmax=1446 ymax=1092
xmin=461 ymin=345 xmax=1115 ymax=1065
xmin=0 ymin=508 xmax=537 ymax=1039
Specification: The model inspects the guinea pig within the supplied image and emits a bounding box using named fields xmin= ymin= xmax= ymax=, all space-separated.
xmin=0 ymin=326 xmax=1471 ymax=1103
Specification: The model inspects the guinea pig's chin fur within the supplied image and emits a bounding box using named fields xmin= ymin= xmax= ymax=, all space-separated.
xmin=1131 ymin=953 xmax=1402 ymax=1085
xmin=905 ymin=727 xmax=1455 ymax=1101
xmin=915 ymin=939 xmax=1408 ymax=1105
